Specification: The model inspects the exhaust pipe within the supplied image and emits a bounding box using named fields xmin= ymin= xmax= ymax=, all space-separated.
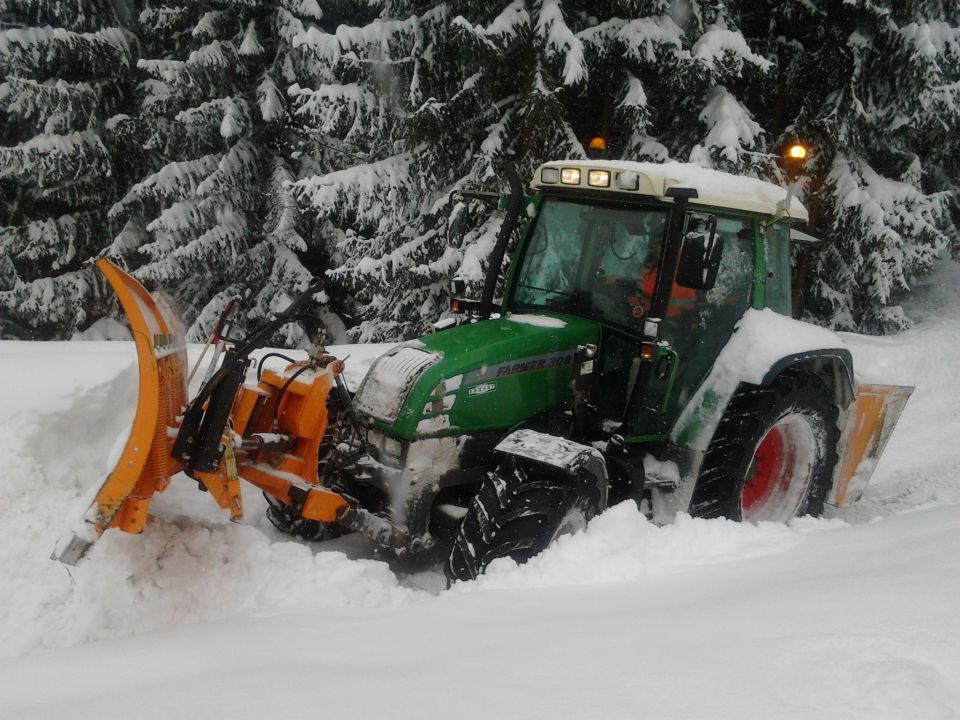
xmin=478 ymin=165 xmax=525 ymax=321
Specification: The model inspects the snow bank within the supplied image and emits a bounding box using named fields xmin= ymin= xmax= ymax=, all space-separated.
xmin=831 ymin=259 xmax=960 ymax=518
xmin=459 ymin=502 xmax=831 ymax=591
xmin=0 ymin=340 xmax=406 ymax=659
xmin=0 ymin=259 xmax=958 ymax=720
xmin=0 ymin=337 xmax=839 ymax=659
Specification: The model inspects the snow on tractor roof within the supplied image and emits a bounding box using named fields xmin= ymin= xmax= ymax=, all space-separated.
xmin=533 ymin=160 xmax=808 ymax=222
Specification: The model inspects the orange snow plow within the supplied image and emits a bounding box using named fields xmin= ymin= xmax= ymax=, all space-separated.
xmin=54 ymin=259 xmax=349 ymax=564
xmin=830 ymin=383 xmax=913 ymax=506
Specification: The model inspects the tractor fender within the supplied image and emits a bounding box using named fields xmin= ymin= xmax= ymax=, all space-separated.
xmin=670 ymin=308 xmax=856 ymax=455
xmin=494 ymin=429 xmax=609 ymax=510
xmin=656 ymin=316 xmax=858 ymax=521
xmin=760 ymin=349 xmax=855 ymax=409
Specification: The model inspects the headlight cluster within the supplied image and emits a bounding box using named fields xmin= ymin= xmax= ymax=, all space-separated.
xmin=539 ymin=166 xmax=637 ymax=190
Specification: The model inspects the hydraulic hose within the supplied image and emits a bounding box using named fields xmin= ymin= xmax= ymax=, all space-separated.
xmin=257 ymin=352 xmax=298 ymax=381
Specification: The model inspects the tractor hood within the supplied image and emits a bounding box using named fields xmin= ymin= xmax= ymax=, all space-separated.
xmin=353 ymin=313 xmax=600 ymax=440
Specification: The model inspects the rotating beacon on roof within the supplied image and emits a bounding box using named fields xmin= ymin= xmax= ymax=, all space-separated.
xmin=55 ymin=158 xmax=913 ymax=582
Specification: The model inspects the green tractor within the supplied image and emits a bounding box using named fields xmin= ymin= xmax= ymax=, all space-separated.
xmin=268 ymin=160 xmax=911 ymax=582
xmin=57 ymin=160 xmax=911 ymax=580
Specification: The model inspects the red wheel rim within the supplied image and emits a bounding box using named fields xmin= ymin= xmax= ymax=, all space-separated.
xmin=741 ymin=415 xmax=816 ymax=522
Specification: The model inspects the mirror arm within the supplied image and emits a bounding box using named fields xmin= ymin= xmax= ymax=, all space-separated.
xmin=650 ymin=187 xmax=698 ymax=337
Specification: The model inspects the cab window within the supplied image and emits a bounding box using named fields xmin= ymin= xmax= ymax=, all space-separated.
xmin=511 ymin=197 xmax=669 ymax=333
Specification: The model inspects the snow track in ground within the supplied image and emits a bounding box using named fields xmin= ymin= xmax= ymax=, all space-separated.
xmin=0 ymin=264 xmax=958 ymax=718
xmin=833 ymin=260 xmax=960 ymax=520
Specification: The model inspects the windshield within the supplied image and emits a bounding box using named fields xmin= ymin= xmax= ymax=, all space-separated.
xmin=511 ymin=198 xmax=669 ymax=332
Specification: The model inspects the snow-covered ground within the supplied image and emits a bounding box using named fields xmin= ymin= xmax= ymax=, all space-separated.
xmin=1 ymin=263 xmax=959 ymax=719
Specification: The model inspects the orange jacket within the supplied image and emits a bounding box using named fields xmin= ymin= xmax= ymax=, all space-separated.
xmin=639 ymin=267 xmax=698 ymax=318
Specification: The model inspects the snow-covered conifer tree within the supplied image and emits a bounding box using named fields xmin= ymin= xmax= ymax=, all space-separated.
xmin=291 ymin=1 xmax=776 ymax=341
xmin=0 ymin=0 xmax=135 ymax=338
xmin=581 ymin=2 xmax=771 ymax=175
xmin=109 ymin=1 xmax=329 ymax=345
xmin=751 ymin=0 xmax=959 ymax=332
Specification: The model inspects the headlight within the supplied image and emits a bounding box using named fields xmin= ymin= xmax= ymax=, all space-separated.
xmin=617 ymin=171 xmax=640 ymax=191
xmin=353 ymin=346 xmax=440 ymax=424
xmin=560 ymin=167 xmax=581 ymax=185
xmin=588 ymin=170 xmax=611 ymax=187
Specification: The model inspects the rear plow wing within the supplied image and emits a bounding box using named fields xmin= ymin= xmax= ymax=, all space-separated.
xmin=54 ymin=259 xmax=188 ymax=564
xmin=829 ymin=383 xmax=913 ymax=506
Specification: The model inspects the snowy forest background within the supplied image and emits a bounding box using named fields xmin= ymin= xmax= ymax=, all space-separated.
xmin=0 ymin=0 xmax=958 ymax=344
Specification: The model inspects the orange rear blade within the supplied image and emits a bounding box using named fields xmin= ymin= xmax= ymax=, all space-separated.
xmin=54 ymin=259 xmax=187 ymax=564
xmin=830 ymin=383 xmax=913 ymax=506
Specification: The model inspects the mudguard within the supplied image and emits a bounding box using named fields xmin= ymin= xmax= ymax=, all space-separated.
xmin=829 ymin=383 xmax=913 ymax=505
xmin=494 ymin=429 xmax=609 ymax=510
xmin=654 ymin=310 xmax=912 ymax=519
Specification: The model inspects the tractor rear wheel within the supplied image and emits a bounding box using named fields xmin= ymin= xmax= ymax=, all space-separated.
xmin=691 ymin=368 xmax=840 ymax=521
xmin=445 ymin=458 xmax=599 ymax=583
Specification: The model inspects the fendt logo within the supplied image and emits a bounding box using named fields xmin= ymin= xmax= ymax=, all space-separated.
xmin=468 ymin=382 xmax=497 ymax=397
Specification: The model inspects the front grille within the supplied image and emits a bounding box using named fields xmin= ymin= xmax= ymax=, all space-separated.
xmin=354 ymin=346 xmax=440 ymax=423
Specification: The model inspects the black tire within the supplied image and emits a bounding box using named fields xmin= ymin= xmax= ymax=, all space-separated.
xmin=445 ymin=458 xmax=601 ymax=582
xmin=263 ymin=492 xmax=339 ymax=542
xmin=690 ymin=368 xmax=840 ymax=522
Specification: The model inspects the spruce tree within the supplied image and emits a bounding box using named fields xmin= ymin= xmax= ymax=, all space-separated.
xmin=750 ymin=0 xmax=959 ymax=332
xmin=109 ymin=1 xmax=330 ymax=345
xmin=291 ymin=0 xmax=770 ymax=341
xmin=0 ymin=0 xmax=135 ymax=339
xmin=1 ymin=0 xmax=956 ymax=342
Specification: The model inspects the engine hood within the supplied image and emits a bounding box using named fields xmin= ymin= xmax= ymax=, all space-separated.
xmin=353 ymin=313 xmax=601 ymax=440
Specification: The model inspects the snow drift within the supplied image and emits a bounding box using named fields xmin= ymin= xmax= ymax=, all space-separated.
xmin=0 ymin=263 xmax=959 ymax=718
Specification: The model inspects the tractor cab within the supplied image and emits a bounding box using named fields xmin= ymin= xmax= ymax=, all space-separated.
xmin=498 ymin=160 xmax=808 ymax=437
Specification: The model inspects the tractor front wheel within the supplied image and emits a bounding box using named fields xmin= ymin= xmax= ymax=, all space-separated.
xmin=263 ymin=492 xmax=340 ymax=542
xmin=691 ymin=369 xmax=840 ymax=521
xmin=445 ymin=458 xmax=599 ymax=583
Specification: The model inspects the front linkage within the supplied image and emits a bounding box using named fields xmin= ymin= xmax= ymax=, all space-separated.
xmin=54 ymin=259 xmax=357 ymax=564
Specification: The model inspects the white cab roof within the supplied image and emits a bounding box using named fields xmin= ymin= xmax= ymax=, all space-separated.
xmin=533 ymin=160 xmax=808 ymax=222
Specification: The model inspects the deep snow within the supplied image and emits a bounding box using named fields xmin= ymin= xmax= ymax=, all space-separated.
xmin=0 ymin=263 xmax=959 ymax=719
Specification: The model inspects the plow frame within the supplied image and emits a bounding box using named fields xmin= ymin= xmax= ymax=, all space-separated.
xmin=54 ymin=259 xmax=349 ymax=565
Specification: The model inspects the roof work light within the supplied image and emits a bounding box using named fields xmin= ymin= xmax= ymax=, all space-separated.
xmin=787 ymin=144 xmax=808 ymax=160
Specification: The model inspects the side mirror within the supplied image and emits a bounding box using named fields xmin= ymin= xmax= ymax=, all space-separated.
xmin=676 ymin=212 xmax=722 ymax=291
xmin=447 ymin=203 xmax=467 ymax=247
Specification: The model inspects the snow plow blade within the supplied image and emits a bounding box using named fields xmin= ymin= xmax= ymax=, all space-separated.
xmin=54 ymin=259 xmax=188 ymax=565
xmin=830 ymin=383 xmax=914 ymax=506
xmin=54 ymin=259 xmax=351 ymax=565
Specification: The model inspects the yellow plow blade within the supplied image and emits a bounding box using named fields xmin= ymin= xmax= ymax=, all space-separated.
xmin=54 ymin=259 xmax=188 ymax=564
xmin=830 ymin=383 xmax=914 ymax=506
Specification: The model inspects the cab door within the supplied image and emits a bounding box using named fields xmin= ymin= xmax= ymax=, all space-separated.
xmin=628 ymin=213 xmax=758 ymax=434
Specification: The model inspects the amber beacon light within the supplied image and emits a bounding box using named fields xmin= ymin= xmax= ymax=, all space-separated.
xmin=787 ymin=144 xmax=808 ymax=160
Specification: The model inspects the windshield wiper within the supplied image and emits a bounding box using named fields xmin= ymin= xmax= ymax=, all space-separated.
xmin=518 ymin=283 xmax=572 ymax=297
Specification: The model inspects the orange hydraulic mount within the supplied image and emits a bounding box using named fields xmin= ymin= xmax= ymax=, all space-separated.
xmin=54 ymin=259 xmax=348 ymax=564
